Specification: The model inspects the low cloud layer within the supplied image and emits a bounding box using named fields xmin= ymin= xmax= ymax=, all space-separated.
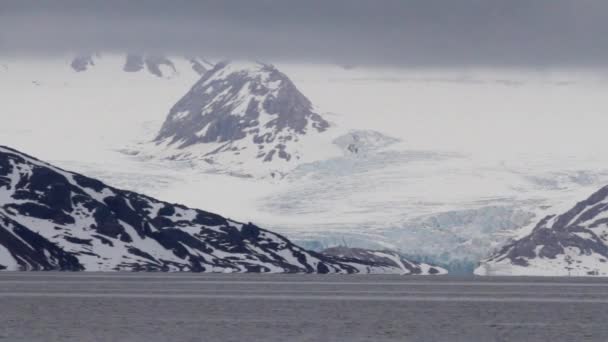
xmin=2 ymin=0 xmax=607 ymax=68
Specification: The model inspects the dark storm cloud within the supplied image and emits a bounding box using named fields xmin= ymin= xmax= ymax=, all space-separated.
xmin=1 ymin=0 xmax=607 ymax=67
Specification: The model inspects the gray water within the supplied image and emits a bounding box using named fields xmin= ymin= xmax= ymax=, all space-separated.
xmin=1 ymin=273 xmax=607 ymax=342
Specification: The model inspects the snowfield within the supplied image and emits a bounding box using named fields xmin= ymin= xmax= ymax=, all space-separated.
xmin=3 ymin=54 xmax=608 ymax=271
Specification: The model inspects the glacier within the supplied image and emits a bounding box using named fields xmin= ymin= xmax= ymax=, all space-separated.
xmin=3 ymin=54 xmax=608 ymax=272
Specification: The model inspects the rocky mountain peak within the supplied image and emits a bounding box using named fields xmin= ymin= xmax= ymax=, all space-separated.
xmin=154 ymin=61 xmax=330 ymax=165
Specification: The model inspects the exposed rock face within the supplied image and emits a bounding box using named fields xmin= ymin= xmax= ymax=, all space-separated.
xmin=69 ymin=53 xmax=210 ymax=78
xmin=154 ymin=61 xmax=329 ymax=166
xmin=123 ymin=54 xmax=145 ymax=72
xmin=322 ymin=247 xmax=447 ymax=275
xmin=70 ymin=55 xmax=96 ymax=72
xmin=0 ymin=145 xmax=423 ymax=274
xmin=124 ymin=54 xmax=177 ymax=78
xmin=477 ymin=185 xmax=608 ymax=276
xmin=0 ymin=212 xmax=82 ymax=271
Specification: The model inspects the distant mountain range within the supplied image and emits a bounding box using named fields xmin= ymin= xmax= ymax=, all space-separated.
xmin=0 ymin=145 xmax=444 ymax=274
xmin=70 ymin=53 xmax=213 ymax=78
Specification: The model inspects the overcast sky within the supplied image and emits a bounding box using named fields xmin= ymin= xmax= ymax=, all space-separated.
xmin=1 ymin=0 xmax=607 ymax=68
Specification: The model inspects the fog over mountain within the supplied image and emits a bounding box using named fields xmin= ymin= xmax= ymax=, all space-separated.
xmin=2 ymin=0 xmax=608 ymax=68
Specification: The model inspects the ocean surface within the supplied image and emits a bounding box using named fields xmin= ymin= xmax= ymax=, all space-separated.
xmin=0 ymin=273 xmax=607 ymax=341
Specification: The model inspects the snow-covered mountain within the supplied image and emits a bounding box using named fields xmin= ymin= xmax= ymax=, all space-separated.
xmin=323 ymin=247 xmax=447 ymax=275
xmin=0 ymin=145 xmax=441 ymax=273
xmin=147 ymin=61 xmax=331 ymax=177
xmin=4 ymin=56 xmax=608 ymax=273
xmin=476 ymin=185 xmax=608 ymax=276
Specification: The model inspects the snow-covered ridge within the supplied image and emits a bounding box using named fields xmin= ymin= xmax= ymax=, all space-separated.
xmin=0 ymin=145 xmax=442 ymax=274
xmin=146 ymin=61 xmax=331 ymax=177
xmin=476 ymin=185 xmax=608 ymax=276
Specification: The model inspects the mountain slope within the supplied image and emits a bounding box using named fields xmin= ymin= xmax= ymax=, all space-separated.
xmin=0 ymin=145 xmax=439 ymax=273
xmin=476 ymin=185 xmax=608 ymax=276
xmin=150 ymin=61 xmax=331 ymax=177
